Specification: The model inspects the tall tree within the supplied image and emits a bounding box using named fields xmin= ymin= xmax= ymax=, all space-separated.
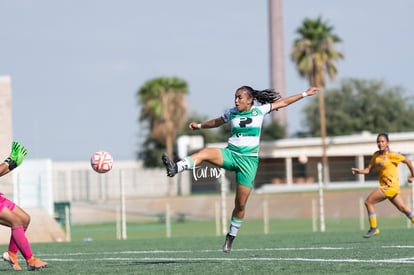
xmin=137 ymin=77 xmax=188 ymax=163
xmin=291 ymin=16 xmax=344 ymax=184
xmin=303 ymin=78 xmax=414 ymax=136
xmin=261 ymin=120 xmax=285 ymax=141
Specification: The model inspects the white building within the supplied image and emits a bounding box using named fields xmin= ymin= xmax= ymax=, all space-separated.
xmin=12 ymin=131 xmax=414 ymax=209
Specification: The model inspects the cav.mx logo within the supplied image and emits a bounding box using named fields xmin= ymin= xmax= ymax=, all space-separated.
xmin=192 ymin=166 xmax=223 ymax=181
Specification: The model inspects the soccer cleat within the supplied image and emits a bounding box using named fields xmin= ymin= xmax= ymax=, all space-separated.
xmin=26 ymin=256 xmax=48 ymax=271
xmin=223 ymin=233 xmax=235 ymax=253
xmin=363 ymin=227 xmax=380 ymax=238
xmin=161 ymin=153 xmax=177 ymax=177
xmin=2 ymin=251 xmax=22 ymax=271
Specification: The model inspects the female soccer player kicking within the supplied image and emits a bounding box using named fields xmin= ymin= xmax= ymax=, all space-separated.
xmin=162 ymin=85 xmax=318 ymax=252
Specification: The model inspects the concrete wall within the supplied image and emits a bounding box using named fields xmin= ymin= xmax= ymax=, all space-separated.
xmin=12 ymin=159 xmax=188 ymax=208
xmin=0 ymin=76 xmax=13 ymax=195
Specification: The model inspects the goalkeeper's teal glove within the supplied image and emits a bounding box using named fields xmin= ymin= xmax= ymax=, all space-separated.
xmin=4 ymin=141 xmax=28 ymax=171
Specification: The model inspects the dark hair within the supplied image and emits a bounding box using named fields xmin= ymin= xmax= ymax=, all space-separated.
xmin=377 ymin=132 xmax=389 ymax=141
xmin=237 ymin=86 xmax=282 ymax=104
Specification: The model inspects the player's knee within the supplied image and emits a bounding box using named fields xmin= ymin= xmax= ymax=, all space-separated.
xmin=24 ymin=215 xmax=31 ymax=227
xmin=16 ymin=213 xmax=31 ymax=227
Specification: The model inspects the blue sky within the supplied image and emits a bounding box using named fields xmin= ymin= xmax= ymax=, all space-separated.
xmin=0 ymin=0 xmax=413 ymax=161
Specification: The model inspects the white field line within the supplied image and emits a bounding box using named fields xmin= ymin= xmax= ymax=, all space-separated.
xmin=39 ymin=246 xmax=348 ymax=256
xmin=382 ymin=245 xmax=414 ymax=248
xmin=44 ymin=257 xmax=414 ymax=264
xmin=37 ymin=246 xmax=414 ymax=264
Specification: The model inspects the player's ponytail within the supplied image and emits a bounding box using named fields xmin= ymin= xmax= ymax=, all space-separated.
xmin=238 ymin=86 xmax=282 ymax=104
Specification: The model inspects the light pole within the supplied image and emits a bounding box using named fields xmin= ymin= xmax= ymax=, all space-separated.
xmin=268 ymin=0 xmax=287 ymax=132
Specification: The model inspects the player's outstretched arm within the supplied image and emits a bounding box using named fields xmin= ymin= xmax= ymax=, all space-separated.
xmin=402 ymin=158 xmax=414 ymax=183
xmin=270 ymin=87 xmax=319 ymax=111
xmin=4 ymin=141 xmax=28 ymax=171
xmin=189 ymin=117 xmax=225 ymax=130
xmin=351 ymin=167 xmax=370 ymax=175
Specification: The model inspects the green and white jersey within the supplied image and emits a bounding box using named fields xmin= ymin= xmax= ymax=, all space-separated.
xmin=222 ymin=104 xmax=272 ymax=157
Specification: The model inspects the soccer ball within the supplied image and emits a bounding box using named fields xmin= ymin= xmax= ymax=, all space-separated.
xmin=90 ymin=151 xmax=113 ymax=173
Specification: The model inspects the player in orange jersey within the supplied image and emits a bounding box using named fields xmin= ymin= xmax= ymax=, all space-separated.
xmin=351 ymin=133 xmax=414 ymax=238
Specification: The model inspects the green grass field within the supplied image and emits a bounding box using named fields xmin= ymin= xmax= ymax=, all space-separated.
xmin=3 ymin=219 xmax=414 ymax=274
xmin=69 ymin=216 xmax=412 ymax=240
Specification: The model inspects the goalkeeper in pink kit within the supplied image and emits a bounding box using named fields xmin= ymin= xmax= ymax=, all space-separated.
xmin=0 ymin=141 xmax=48 ymax=271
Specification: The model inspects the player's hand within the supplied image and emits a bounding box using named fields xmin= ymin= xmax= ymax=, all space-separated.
xmin=188 ymin=122 xmax=201 ymax=130
xmin=4 ymin=141 xmax=28 ymax=171
xmin=304 ymin=87 xmax=319 ymax=97
xmin=408 ymin=177 xmax=414 ymax=183
xmin=351 ymin=168 xmax=359 ymax=175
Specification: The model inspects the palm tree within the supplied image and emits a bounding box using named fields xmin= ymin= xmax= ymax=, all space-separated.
xmin=291 ymin=17 xmax=344 ymax=184
xmin=138 ymin=77 xmax=188 ymax=161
